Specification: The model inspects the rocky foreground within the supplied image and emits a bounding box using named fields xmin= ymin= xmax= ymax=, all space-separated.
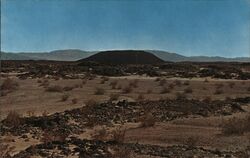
xmin=1 ymin=97 xmax=250 ymax=157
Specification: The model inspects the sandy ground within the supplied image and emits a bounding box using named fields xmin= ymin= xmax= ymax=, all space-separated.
xmin=1 ymin=75 xmax=250 ymax=156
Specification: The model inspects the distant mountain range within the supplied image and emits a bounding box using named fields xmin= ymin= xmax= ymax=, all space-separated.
xmin=1 ymin=49 xmax=249 ymax=62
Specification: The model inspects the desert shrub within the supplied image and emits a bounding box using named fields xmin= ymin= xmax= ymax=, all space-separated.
xmin=26 ymin=110 xmax=35 ymax=117
xmin=92 ymin=127 xmax=107 ymax=141
xmin=203 ymin=96 xmax=212 ymax=102
xmin=5 ymin=111 xmax=22 ymax=127
xmin=37 ymin=79 xmax=42 ymax=83
xmin=155 ymin=77 xmax=161 ymax=82
xmin=168 ymin=83 xmax=175 ymax=90
xmin=46 ymin=85 xmax=63 ymax=92
xmin=161 ymin=87 xmax=170 ymax=94
xmin=204 ymin=78 xmax=209 ymax=82
xmin=228 ymin=82 xmax=235 ymax=88
xmin=116 ymin=85 xmax=122 ymax=90
xmin=184 ymin=87 xmax=193 ymax=93
xmin=72 ymin=98 xmax=78 ymax=104
xmin=183 ymin=80 xmax=190 ymax=86
xmin=85 ymin=99 xmax=97 ymax=106
xmin=39 ymin=79 xmax=49 ymax=87
xmin=175 ymin=92 xmax=186 ymax=100
xmin=247 ymin=87 xmax=250 ymax=92
xmin=214 ymin=88 xmax=223 ymax=94
xmin=82 ymin=79 xmax=87 ymax=85
xmin=61 ymin=93 xmax=69 ymax=101
xmin=112 ymin=146 xmax=132 ymax=158
xmin=122 ymin=86 xmax=132 ymax=94
xmin=184 ymin=136 xmax=199 ymax=147
xmin=159 ymin=79 xmax=166 ymax=86
xmin=137 ymin=94 xmax=145 ymax=101
xmin=215 ymin=83 xmax=224 ymax=89
xmin=174 ymin=79 xmax=182 ymax=86
xmin=221 ymin=117 xmax=248 ymax=135
xmin=63 ymin=86 xmax=74 ymax=91
xmin=110 ymin=80 xmax=118 ymax=89
xmin=147 ymin=89 xmax=152 ymax=94
xmin=41 ymin=129 xmax=68 ymax=144
xmin=109 ymin=93 xmax=120 ymax=101
xmin=111 ymin=126 xmax=126 ymax=143
xmin=1 ymin=78 xmax=19 ymax=91
xmin=129 ymin=79 xmax=139 ymax=88
xmin=94 ymin=87 xmax=105 ymax=95
xmin=140 ymin=112 xmax=155 ymax=127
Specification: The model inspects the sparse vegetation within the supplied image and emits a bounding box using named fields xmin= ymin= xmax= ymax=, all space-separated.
xmin=1 ymin=78 xmax=19 ymax=92
xmin=122 ymin=86 xmax=132 ymax=94
xmin=5 ymin=111 xmax=22 ymax=127
xmin=61 ymin=93 xmax=69 ymax=101
xmin=161 ymin=87 xmax=170 ymax=94
xmin=140 ymin=112 xmax=155 ymax=127
xmin=221 ymin=116 xmax=250 ymax=135
xmin=46 ymin=85 xmax=63 ymax=92
xmin=109 ymin=93 xmax=120 ymax=101
xmin=111 ymin=126 xmax=126 ymax=143
xmin=184 ymin=87 xmax=193 ymax=93
xmin=94 ymin=87 xmax=105 ymax=95
xmin=110 ymin=80 xmax=118 ymax=89
xmin=72 ymin=98 xmax=78 ymax=104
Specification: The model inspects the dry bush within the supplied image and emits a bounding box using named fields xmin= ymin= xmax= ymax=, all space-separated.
xmin=203 ymin=96 xmax=212 ymax=102
xmin=109 ymin=93 xmax=120 ymax=101
xmin=26 ymin=110 xmax=35 ymax=117
xmin=214 ymin=88 xmax=223 ymax=95
xmin=161 ymin=87 xmax=170 ymax=94
xmin=140 ymin=112 xmax=155 ymax=127
xmin=116 ymin=85 xmax=122 ymax=90
xmin=228 ymin=82 xmax=235 ymax=88
xmin=159 ymin=79 xmax=166 ymax=86
xmin=1 ymin=78 xmax=19 ymax=91
xmin=61 ymin=93 xmax=69 ymax=101
xmin=122 ymin=86 xmax=132 ymax=94
xmin=174 ymin=79 xmax=182 ymax=86
xmin=111 ymin=126 xmax=126 ymax=143
xmin=146 ymin=89 xmax=152 ymax=94
xmin=137 ymin=94 xmax=145 ymax=101
xmin=112 ymin=147 xmax=132 ymax=158
xmin=175 ymin=92 xmax=187 ymax=100
xmin=129 ymin=79 xmax=139 ymax=88
xmin=92 ymin=127 xmax=107 ymax=141
xmin=82 ymin=79 xmax=87 ymax=85
xmin=5 ymin=111 xmax=22 ymax=127
xmin=155 ymin=77 xmax=161 ymax=82
xmin=168 ymin=83 xmax=175 ymax=90
xmin=221 ymin=116 xmax=250 ymax=135
xmin=0 ymin=139 xmax=15 ymax=158
xmin=184 ymin=87 xmax=193 ymax=94
xmin=63 ymin=86 xmax=74 ymax=91
xmin=184 ymin=136 xmax=199 ymax=147
xmin=85 ymin=99 xmax=97 ymax=107
xmin=72 ymin=98 xmax=78 ymax=104
xmin=37 ymin=79 xmax=42 ymax=83
xmin=247 ymin=87 xmax=250 ymax=92
xmin=110 ymin=80 xmax=118 ymax=89
xmin=183 ymin=80 xmax=190 ymax=86
xmin=41 ymin=129 xmax=68 ymax=144
xmin=215 ymin=83 xmax=224 ymax=89
xmin=39 ymin=79 xmax=49 ymax=87
xmin=94 ymin=87 xmax=105 ymax=95
xmin=46 ymin=85 xmax=63 ymax=92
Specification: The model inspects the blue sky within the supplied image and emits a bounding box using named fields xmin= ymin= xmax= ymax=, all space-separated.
xmin=1 ymin=0 xmax=250 ymax=57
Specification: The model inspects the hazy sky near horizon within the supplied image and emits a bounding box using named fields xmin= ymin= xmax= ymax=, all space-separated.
xmin=1 ymin=0 xmax=250 ymax=57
